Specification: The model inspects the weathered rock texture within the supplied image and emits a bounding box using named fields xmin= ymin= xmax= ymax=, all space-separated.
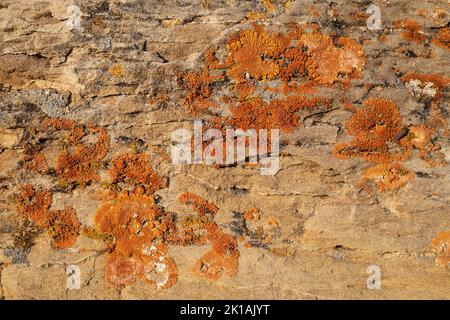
xmin=0 ymin=0 xmax=449 ymax=299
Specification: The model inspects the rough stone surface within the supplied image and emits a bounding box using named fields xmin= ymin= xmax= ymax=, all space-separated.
xmin=0 ymin=0 xmax=449 ymax=299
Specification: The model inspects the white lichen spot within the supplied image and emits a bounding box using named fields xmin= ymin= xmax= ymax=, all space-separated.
xmin=144 ymin=260 xmax=169 ymax=290
xmin=405 ymin=79 xmax=437 ymax=99
xmin=142 ymin=244 xmax=157 ymax=256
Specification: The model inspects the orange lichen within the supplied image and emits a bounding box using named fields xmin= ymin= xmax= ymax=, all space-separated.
xmin=298 ymin=31 xmax=365 ymax=85
xmin=432 ymin=27 xmax=450 ymax=50
xmin=142 ymin=253 xmax=178 ymax=289
xmin=401 ymin=73 xmax=449 ymax=164
xmin=178 ymin=192 xmax=219 ymax=217
xmin=179 ymin=69 xmax=223 ymax=114
xmin=402 ymin=73 xmax=449 ymax=121
xmin=333 ymin=98 xmax=411 ymax=164
xmin=402 ymin=73 xmax=449 ymax=102
xmin=95 ymin=193 xmax=165 ymax=253
xmin=41 ymin=117 xmax=78 ymax=132
xmin=431 ymin=231 xmax=450 ymax=268
xmin=94 ymin=190 xmax=241 ymax=287
xmin=227 ymin=96 xmax=331 ymax=133
xmin=336 ymin=37 xmax=366 ymax=80
xmin=235 ymin=82 xmax=256 ymax=101
xmin=16 ymin=185 xmax=80 ymax=249
xmin=108 ymin=64 xmax=125 ymax=77
xmin=55 ymin=125 xmax=110 ymax=185
xmin=273 ymin=81 xmax=318 ymax=96
xmin=194 ymin=221 xmax=239 ymax=280
xmin=46 ymin=207 xmax=81 ymax=249
xmin=225 ymin=28 xmax=280 ymax=83
xmin=278 ymin=47 xmax=308 ymax=82
xmin=409 ymin=125 xmax=431 ymax=148
xmin=179 ymin=23 xmax=365 ymax=143
xmin=263 ymin=0 xmax=275 ymax=15
xmin=246 ymin=11 xmax=268 ymax=21
xmin=16 ymin=184 xmax=52 ymax=227
xmin=109 ymin=152 xmax=165 ymax=195
xmin=244 ymin=208 xmax=260 ymax=222
xmin=95 ymin=191 xmax=179 ymax=288
xmin=22 ymin=118 xmax=83 ymax=175
xmin=178 ymin=192 xmax=239 ymax=281
xmin=246 ymin=0 xmax=291 ymax=20
xmin=30 ymin=118 xmax=111 ymax=185
xmin=394 ymin=19 xmax=428 ymax=43
xmin=22 ymin=144 xmax=49 ymax=174
xmin=332 ymin=98 xmax=427 ymax=192
xmin=351 ymin=11 xmax=369 ymax=21
xmin=177 ymin=25 xmax=361 ymax=169
xmin=106 ymin=252 xmax=144 ymax=287
xmin=363 ymin=163 xmax=415 ymax=192
xmin=334 ymin=90 xmax=448 ymax=191
xmin=238 ymin=208 xmax=281 ymax=246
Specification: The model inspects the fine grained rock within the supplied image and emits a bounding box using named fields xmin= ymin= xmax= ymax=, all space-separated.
xmin=0 ymin=0 xmax=449 ymax=299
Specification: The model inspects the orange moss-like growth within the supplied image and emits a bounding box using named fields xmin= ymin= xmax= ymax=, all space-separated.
xmin=225 ymin=28 xmax=280 ymax=83
xmin=401 ymin=73 xmax=449 ymax=163
xmin=246 ymin=11 xmax=268 ymax=21
xmin=22 ymin=144 xmax=49 ymax=174
xmin=331 ymin=98 xmax=442 ymax=192
xmin=46 ymin=207 xmax=81 ymax=249
xmin=334 ymin=93 xmax=448 ymax=191
xmin=263 ymin=0 xmax=275 ymax=15
xmin=106 ymin=252 xmax=144 ymax=287
xmin=16 ymin=184 xmax=52 ymax=226
xmin=394 ymin=19 xmax=427 ymax=43
xmin=94 ymin=191 xmax=178 ymax=288
xmin=41 ymin=117 xmax=85 ymax=144
xmin=95 ymin=193 xmax=165 ymax=254
xmin=108 ymin=64 xmax=125 ymax=77
xmin=109 ymin=152 xmax=165 ymax=195
xmin=179 ymin=69 xmax=223 ymax=114
xmin=402 ymin=73 xmax=449 ymax=101
xmin=179 ymin=24 xmax=365 ymax=137
xmin=176 ymin=24 xmax=366 ymax=169
xmin=16 ymin=185 xmax=80 ymax=249
xmin=244 ymin=208 xmax=261 ymax=222
xmin=240 ymin=208 xmax=280 ymax=246
xmin=227 ymin=96 xmax=331 ymax=132
xmin=55 ymin=125 xmax=109 ymax=185
xmin=409 ymin=125 xmax=431 ymax=148
xmin=194 ymin=221 xmax=239 ymax=280
xmin=333 ymin=98 xmax=411 ymax=164
xmin=363 ymin=163 xmax=415 ymax=192
xmin=235 ymin=82 xmax=256 ymax=101
xmin=34 ymin=118 xmax=111 ymax=185
xmin=178 ymin=192 xmax=240 ymax=281
xmin=94 ymin=189 xmax=241 ymax=286
xmin=142 ymin=253 xmax=178 ymax=289
xmin=301 ymin=33 xmax=365 ymax=85
xmin=432 ymin=27 xmax=450 ymax=50
xmin=222 ymin=24 xmax=365 ymax=86
xmin=431 ymin=231 xmax=450 ymax=268
xmin=178 ymin=192 xmax=219 ymax=217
